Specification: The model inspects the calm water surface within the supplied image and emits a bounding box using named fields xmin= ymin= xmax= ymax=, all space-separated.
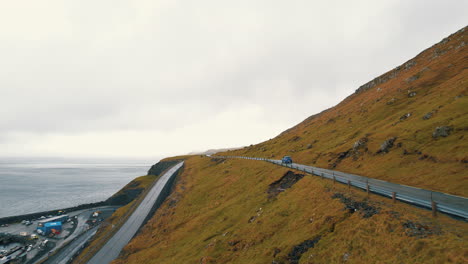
xmin=0 ymin=159 xmax=153 ymax=218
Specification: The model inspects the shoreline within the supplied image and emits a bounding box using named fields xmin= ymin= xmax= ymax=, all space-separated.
xmin=0 ymin=201 xmax=110 ymax=226
xmin=0 ymin=159 xmax=177 ymax=226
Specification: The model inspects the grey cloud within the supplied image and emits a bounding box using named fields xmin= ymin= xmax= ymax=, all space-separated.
xmin=0 ymin=0 xmax=466 ymax=157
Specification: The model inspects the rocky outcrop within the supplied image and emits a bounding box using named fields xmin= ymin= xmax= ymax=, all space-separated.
xmin=432 ymin=126 xmax=453 ymax=138
xmin=352 ymin=137 xmax=368 ymax=151
xmin=355 ymin=26 xmax=466 ymax=95
xmin=422 ymin=111 xmax=434 ymax=120
xmin=355 ymin=60 xmax=417 ymax=94
xmin=377 ymin=137 xmax=397 ymax=153
xmin=400 ymin=113 xmax=412 ymax=121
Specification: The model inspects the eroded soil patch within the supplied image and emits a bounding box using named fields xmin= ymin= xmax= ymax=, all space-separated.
xmin=287 ymin=236 xmax=321 ymax=264
xmin=402 ymin=220 xmax=442 ymax=238
xmin=267 ymin=171 xmax=305 ymax=199
xmin=331 ymin=193 xmax=379 ymax=218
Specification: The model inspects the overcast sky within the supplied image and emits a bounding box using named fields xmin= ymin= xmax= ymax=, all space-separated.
xmin=0 ymin=0 xmax=466 ymax=160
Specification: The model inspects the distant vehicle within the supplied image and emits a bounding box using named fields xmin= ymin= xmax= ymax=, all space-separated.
xmin=92 ymin=211 xmax=102 ymax=218
xmin=281 ymin=156 xmax=293 ymax=164
xmin=41 ymin=240 xmax=49 ymax=247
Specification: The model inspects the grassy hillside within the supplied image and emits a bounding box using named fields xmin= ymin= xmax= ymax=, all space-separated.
xmin=111 ymin=27 xmax=467 ymax=263
xmin=221 ymin=26 xmax=468 ymax=196
xmin=113 ymin=156 xmax=467 ymax=264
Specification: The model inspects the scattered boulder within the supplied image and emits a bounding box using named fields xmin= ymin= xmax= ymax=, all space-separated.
xmin=330 ymin=149 xmax=353 ymax=168
xmin=228 ymin=240 xmax=241 ymax=246
xmin=408 ymin=91 xmax=417 ymax=97
xmin=422 ymin=111 xmax=434 ymax=120
xmin=455 ymin=41 xmax=465 ymax=49
xmin=306 ymin=144 xmax=313 ymax=149
xmin=418 ymin=154 xmax=437 ymax=162
xmin=400 ymin=113 xmax=412 ymax=121
xmin=432 ymin=126 xmax=453 ymax=138
xmin=248 ymin=216 xmax=257 ymax=223
xmin=289 ymin=136 xmax=301 ymax=142
xmin=353 ymin=137 xmax=368 ymax=151
xmin=377 ymin=137 xmax=397 ymax=154
xmin=404 ymin=60 xmax=416 ymax=70
xmin=386 ymin=98 xmax=397 ymax=105
xmin=343 ymin=252 xmax=351 ymax=262
xmin=406 ymin=74 xmax=420 ymax=83
xmin=337 ymin=150 xmax=351 ymax=159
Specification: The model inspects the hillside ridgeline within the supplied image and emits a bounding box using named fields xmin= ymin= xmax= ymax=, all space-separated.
xmin=111 ymin=27 xmax=467 ymax=264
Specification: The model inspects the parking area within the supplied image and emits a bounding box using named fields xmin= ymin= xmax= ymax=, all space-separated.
xmin=0 ymin=207 xmax=117 ymax=264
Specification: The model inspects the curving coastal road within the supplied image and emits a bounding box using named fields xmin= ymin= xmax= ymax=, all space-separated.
xmin=213 ymin=155 xmax=468 ymax=220
xmin=86 ymin=161 xmax=184 ymax=264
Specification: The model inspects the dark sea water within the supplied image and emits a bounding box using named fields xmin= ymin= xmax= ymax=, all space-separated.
xmin=0 ymin=159 xmax=154 ymax=218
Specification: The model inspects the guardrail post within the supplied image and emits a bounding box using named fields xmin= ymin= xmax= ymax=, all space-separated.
xmin=347 ymin=180 xmax=351 ymax=189
xmin=333 ymin=176 xmax=336 ymax=184
xmin=392 ymin=192 xmax=396 ymax=203
xmin=321 ymin=173 xmax=324 ymax=179
xmin=366 ymin=182 xmax=370 ymax=196
xmin=432 ymin=201 xmax=437 ymax=217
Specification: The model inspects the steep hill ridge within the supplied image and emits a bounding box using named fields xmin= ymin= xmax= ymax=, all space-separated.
xmin=111 ymin=27 xmax=467 ymax=264
xmin=224 ymin=26 xmax=467 ymax=196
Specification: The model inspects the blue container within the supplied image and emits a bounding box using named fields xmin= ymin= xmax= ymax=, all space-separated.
xmin=37 ymin=221 xmax=62 ymax=235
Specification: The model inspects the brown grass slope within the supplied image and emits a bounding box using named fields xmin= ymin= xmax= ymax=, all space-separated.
xmin=222 ymin=26 xmax=468 ymax=196
xmin=113 ymin=157 xmax=467 ymax=264
xmin=111 ymin=28 xmax=468 ymax=264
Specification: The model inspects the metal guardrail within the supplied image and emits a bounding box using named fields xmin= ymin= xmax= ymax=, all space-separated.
xmin=211 ymin=155 xmax=468 ymax=220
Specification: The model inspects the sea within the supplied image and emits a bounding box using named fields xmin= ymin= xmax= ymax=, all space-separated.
xmin=0 ymin=158 xmax=155 ymax=218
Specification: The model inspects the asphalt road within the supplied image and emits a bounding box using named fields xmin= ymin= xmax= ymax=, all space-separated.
xmin=87 ymin=162 xmax=184 ymax=264
xmin=271 ymin=160 xmax=468 ymax=218
xmin=214 ymin=156 xmax=468 ymax=220
xmin=36 ymin=207 xmax=118 ymax=264
xmin=44 ymin=226 xmax=99 ymax=264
